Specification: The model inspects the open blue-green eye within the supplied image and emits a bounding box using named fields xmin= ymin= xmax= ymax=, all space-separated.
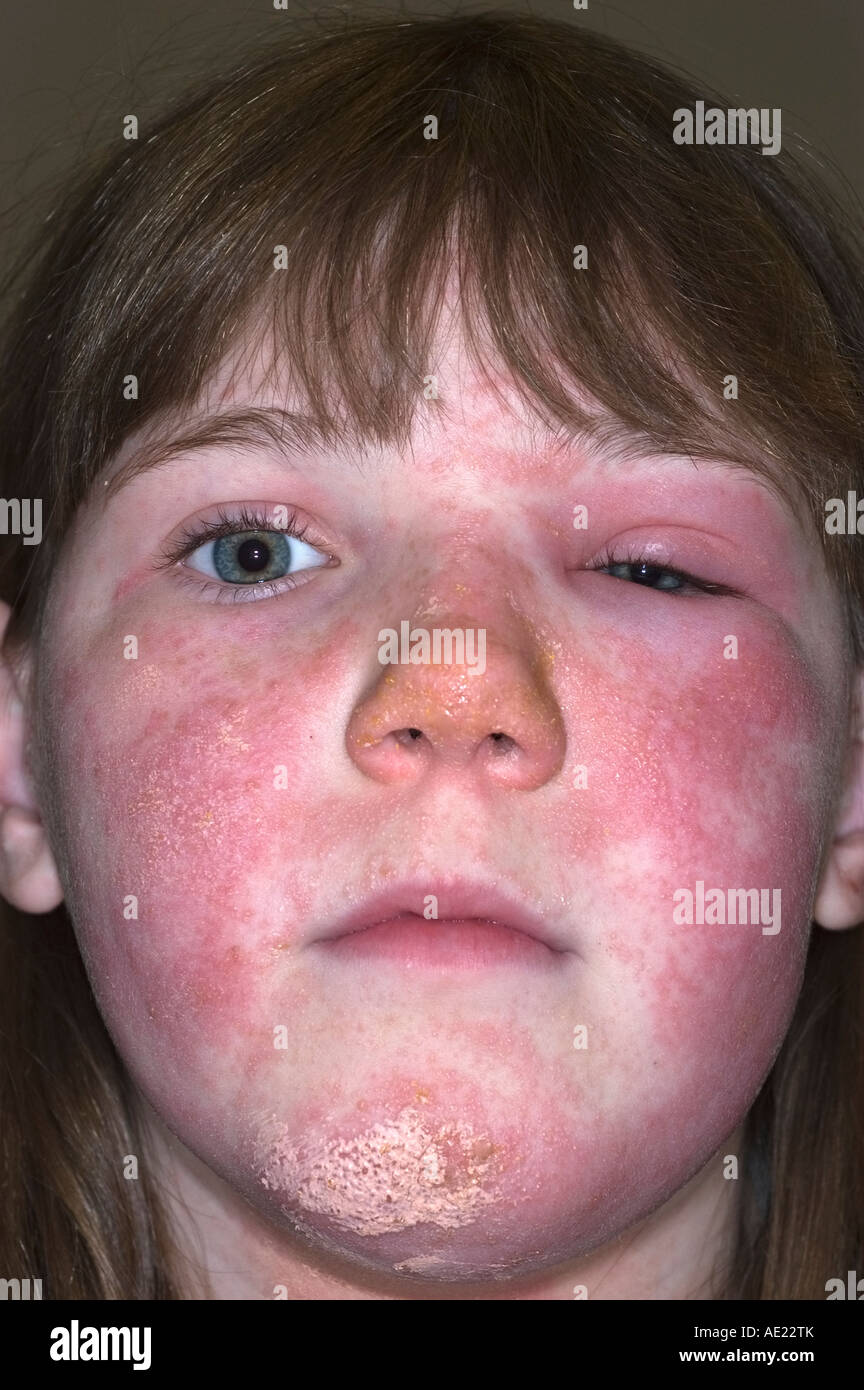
xmin=187 ymin=528 xmax=329 ymax=585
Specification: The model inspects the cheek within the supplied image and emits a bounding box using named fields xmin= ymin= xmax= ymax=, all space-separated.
xmin=548 ymin=602 xmax=828 ymax=912
xmin=42 ymin=616 xmax=357 ymax=1098
xmin=541 ymin=607 xmax=825 ymax=1128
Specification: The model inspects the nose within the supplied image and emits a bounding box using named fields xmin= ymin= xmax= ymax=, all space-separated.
xmin=346 ymin=616 xmax=566 ymax=790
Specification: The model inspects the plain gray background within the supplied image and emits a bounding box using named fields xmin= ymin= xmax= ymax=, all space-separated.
xmin=2 ymin=0 xmax=862 ymax=262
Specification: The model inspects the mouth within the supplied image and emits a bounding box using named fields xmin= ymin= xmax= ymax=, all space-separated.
xmin=312 ymin=878 xmax=570 ymax=971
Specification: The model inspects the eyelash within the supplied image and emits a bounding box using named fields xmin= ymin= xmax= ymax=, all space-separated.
xmin=157 ymin=504 xmax=328 ymax=603
xmin=156 ymin=512 xmax=737 ymax=605
xmin=588 ymin=546 xmax=739 ymax=598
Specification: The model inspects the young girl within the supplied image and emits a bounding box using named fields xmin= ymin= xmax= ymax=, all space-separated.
xmin=1 ymin=9 xmax=862 ymax=1301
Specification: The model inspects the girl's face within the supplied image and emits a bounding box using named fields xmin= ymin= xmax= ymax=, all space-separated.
xmin=32 ymin=320 xmax=848 ymax=1282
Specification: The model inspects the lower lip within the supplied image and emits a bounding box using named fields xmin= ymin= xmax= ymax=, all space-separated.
xmin=322 ymin=914 xmax=557 ymax=970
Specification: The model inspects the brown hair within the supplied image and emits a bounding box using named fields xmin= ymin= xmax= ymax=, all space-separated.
xmin=1 ymin=8 xmax=862 ymax=1298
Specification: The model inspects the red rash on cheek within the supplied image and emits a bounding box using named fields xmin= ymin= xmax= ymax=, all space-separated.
xmin=44 ymin=618 xmax=357 ymax=1084
xmin=539 ymin=606 xmax=824 ymax=1107
xmin=547 ymin=604 xmax=827 ymax=883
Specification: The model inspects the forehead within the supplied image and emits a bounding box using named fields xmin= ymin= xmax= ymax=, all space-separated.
xmin=93 ymin=276 xmax=811 ymax=530
xmin=211 ymin=293 xmax=541 ymax=451
xmin=97 ymin=310 xmax=586 ymax=505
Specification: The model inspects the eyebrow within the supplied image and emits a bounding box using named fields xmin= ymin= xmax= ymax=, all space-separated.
xmin=530 ymin=414 xmax=805 ymax=521
xmin=99 ymin=401 xmax=803 ymax=525
xmin=101 ymin=407 xmax=345 ymax=502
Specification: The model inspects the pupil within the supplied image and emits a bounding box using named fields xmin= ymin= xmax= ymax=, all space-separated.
xmin=237 ymin=536 xmax=272 ymax=573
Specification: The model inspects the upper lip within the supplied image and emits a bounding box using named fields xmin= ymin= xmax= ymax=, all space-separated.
xmin=313 ymin=876 xmax=571 ymax=953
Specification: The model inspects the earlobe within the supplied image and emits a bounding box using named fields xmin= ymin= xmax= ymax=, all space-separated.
xmin=0 ymin=602 xmax=64 ymax=914
xmin=0 ymin=803 xmax=64 ymax=913
xmin=813 ymin=671 xmax=864 ymax=931
xmin=813 ymin=829 xmax=864 ymax=930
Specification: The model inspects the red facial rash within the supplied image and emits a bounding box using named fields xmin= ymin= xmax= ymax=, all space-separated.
xmin=31 ymin=349 xmax=847 ymax=1286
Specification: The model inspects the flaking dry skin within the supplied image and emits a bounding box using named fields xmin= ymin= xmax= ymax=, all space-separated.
xmin=257 ymin=1106 xmax=504 ymax=1236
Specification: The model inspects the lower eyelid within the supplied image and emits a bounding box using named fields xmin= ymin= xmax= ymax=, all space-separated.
xmin=173 ymin=566 xmax=324 ymax=604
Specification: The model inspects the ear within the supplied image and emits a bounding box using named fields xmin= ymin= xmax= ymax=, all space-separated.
xmin=813 ymin=669 xmax=864 ymax=930
xmin=0 ymin=600 xmax=64 ymax=912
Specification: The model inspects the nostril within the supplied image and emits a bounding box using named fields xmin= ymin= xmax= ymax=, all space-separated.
xmin=345 ymin=653 xmax=566 ymax=788
xmin=392 ymin=727 xmax=424 ymax=746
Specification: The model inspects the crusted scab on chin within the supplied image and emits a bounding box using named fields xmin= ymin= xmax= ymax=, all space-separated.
xmin=255 ymin=1106 xmax=509 ymax=1237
